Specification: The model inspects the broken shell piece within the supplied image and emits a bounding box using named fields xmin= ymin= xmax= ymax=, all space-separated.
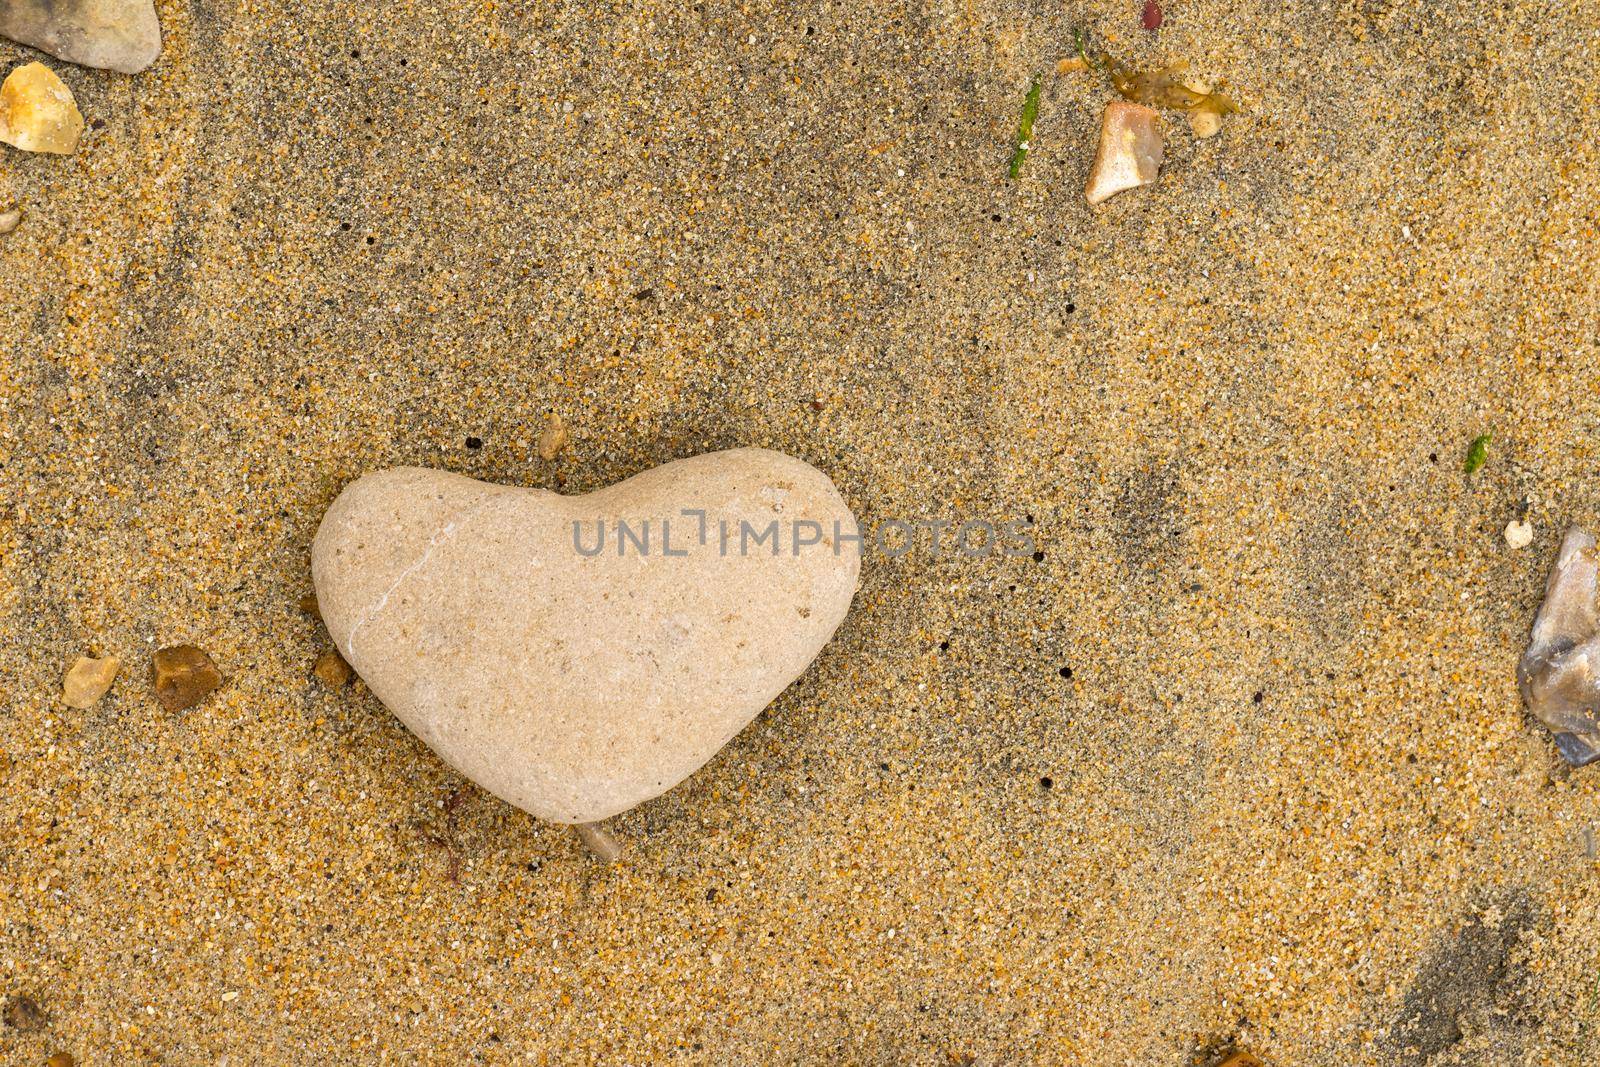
xmin=1085 ymin=101 xmax=1163 ymax=206
xmin=0 ymin=0 xmax=162 ymax=74
xmin=0 ymin=62 xmax=83 ymax=154
xmin=1505 ymin=519 xmax=1533 ymax=549
xmin=574 ymin=822 xmax=624 ymax=862
xmin=1518 ymin=526 xmax=1600 ymax=765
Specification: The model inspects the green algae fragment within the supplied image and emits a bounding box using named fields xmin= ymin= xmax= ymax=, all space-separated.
xmin=1464 ymin=432 xmax=1493 ymax=474
xmin=1008 ymin=75 xmax=1043 ymax=180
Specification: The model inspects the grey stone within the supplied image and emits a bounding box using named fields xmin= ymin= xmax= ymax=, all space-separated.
xmin=1 ymin=0 xmax=161 ymax=75
xmin=1518 ymin=525 xmax=1600 ymax=765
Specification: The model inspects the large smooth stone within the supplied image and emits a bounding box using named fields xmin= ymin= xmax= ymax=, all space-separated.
xmin=0 ymin=0 xmax=161 ymax=75
xmin=312 ymin=448 xmax=861 ymax=824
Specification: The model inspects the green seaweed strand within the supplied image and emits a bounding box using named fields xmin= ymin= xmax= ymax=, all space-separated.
xmin=1008 ymin=75 xmax=1043 ymax=180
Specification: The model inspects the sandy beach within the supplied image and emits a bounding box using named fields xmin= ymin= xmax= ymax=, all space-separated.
xmin=2 ymin=0 xmax=1598 ymax=1062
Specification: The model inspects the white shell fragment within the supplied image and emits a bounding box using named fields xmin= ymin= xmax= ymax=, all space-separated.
xmin=1505 ymin=519 xmax=1533 ymax=549
xmin=1085 ymin=101 xmax=1163 ymax=206
xmin=1518 ymin=526 xmax=1600 ymax=765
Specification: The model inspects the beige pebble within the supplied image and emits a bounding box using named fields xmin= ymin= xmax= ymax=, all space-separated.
xmin=1505 ymin=519 xmax=1533 ymax=549
xmin=1085 ymin=101 xmax=1163 ymax=206
xmin=536 ymin=412 xmax=569 ymax=460
xmin=311 ymin=448 xmax=860 ymax=824
xmin=0 ymin=207 xmax=19 ymax=234
xmin=62 ymin=654 xmax=120 ymax=708
xmin=0 ymin=62 xmax=83 ymax=155
xmin=1182 ymin=76 xmax=1225 ymax=138
xmin=1188 ymin=108 xmax=1223 ymax=138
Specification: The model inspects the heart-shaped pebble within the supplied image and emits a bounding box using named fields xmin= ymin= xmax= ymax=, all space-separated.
xmin=312 ymin=448 xmax=860 ymax=824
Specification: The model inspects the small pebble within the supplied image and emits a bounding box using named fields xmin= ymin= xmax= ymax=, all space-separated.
xmin=298 ymin=592 xmax=321 ymax=617
xmin=537 ymin=412 xmax=569 ymax=461
xmin=61 ymin=654 xmax=119 ymax=708
xmin=1184 ymin=77 xmax=1224 ymax=138
xmin=0 ymin=62 xmax=83 ymax=154
xmin=1188 ymin=105 xmax=1223 ymax=139
xmin=2 ymin=993 xmax=45 ymax=1031
xmin=150 ymin=645 xmax=223 ymax=711
xmin=313 ymin=649 xmax=352 ymax=688
xmin=0 ymin=206 xmax=19 ymax=234
xmin=1216 ymin=1053 xmax=1264 ymax=1067
xmin=1504 ymin=519 xmax=1533 ymax=549
xmin=47 ymin=1053 xmax=75 ymax=1067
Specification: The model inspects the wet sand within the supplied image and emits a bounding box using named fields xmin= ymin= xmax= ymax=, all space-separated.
xmin=2 ymin=0 xmax=1598 ymax=1062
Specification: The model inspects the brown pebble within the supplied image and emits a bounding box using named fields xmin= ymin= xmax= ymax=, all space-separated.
xmin=150 ymin=645 xmax=223 ymax=711
xmin=313 ymin=649 xmax=352 ymax=688
xmin=2 ymin=993 xmax=45 ymax=1031
xmin=298 ymin=592 xmax=321 ymax=617
xmin=61 ymin=654 xmax=119 ymax=708
xmin=47 ymin=1053 xmax=74 ymax=1067
xmin=536 ymin=411 xmax=569 ymax=461
xmin=1216 ymin=1052 xmax=1264 ymax=1067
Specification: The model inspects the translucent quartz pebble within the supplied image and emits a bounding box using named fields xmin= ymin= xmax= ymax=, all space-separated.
xmin=0 ymin=61 xmax=82 ymax=154
xmin=1518 ymin=526 xmax=1600 ymax=766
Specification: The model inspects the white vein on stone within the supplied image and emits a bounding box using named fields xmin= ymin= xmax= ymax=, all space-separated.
xmin=343 ymin=491 xmax=501 ymax=661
